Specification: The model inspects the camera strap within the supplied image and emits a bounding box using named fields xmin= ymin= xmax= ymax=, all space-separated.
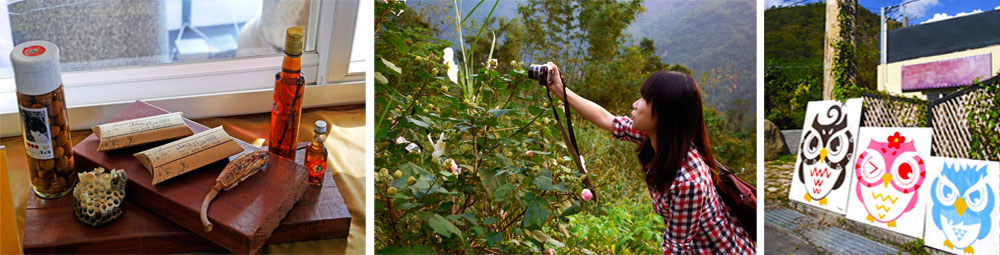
xmin=544 ymin=79 xmax=596 ymax=198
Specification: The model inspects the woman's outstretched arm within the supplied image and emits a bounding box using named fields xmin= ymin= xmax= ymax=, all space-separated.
xmin=542 ymin=62 xmax=615 ymax=133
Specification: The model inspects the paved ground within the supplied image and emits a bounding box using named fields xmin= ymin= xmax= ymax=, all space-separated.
xmin=766 ymin=208 xmax=901 ymax=255
xmin=763 ymin=160 xmax=914 ymax=255
xmin=764 ymin=223 xmax=824 ymax=255
xmin=764 ymin=160 xmax=795 ymax=208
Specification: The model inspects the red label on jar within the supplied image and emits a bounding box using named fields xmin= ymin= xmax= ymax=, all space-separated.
xmin=23 ymin=46 xmax=46 ymax=56
xmin=307 ymin=160 xmax=326 ymax=177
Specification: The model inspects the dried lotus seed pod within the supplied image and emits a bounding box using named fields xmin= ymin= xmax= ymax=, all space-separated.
xmin=73 ymin=167 xmax=127 ymax=227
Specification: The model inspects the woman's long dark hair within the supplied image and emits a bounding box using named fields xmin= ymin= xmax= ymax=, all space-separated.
xmin=638 ymin=70 xmax=718 ymax=192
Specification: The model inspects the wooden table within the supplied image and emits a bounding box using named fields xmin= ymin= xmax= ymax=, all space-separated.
xmin=3 ymin=103 xmax=366 ymax=254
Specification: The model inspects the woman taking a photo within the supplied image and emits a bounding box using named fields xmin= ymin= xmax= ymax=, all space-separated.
xmin=541 ymin=63 xmax=754 ymax=254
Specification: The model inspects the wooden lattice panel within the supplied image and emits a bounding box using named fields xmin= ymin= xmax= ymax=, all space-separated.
xmin=930 ymin=86 xmax=998 ymax=161
xmin=861 ymin=94 xmax=925 ymax=128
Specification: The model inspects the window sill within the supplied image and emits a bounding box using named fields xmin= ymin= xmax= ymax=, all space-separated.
xmin=0 ymin=58 xmax=365 ymax=138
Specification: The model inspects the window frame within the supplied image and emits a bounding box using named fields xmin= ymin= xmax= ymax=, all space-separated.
xmin=0 ymin=0 xmax=363 ymax=138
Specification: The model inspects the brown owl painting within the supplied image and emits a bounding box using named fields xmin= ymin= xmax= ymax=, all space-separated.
xmin=788 ymin=98 xmax=862 ymax=214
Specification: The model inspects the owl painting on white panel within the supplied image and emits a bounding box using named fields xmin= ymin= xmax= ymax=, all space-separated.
xmin=923 ymin=157 xmax=999 ymax=255
xmin=787 ymin=98 xmax=863 ymax=214
xmin=845 ymin=127 xmax=933 ymax=238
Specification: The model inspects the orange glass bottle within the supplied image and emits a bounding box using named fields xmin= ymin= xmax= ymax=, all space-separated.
xmin=269 ymin=27 xmax=306 ymax=159
xmin=305 ymin=120 xmax=328 ymax=186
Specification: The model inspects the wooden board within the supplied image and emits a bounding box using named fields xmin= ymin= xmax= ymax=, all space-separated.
xmin=22 ymin=101 xmax=351 ymax=254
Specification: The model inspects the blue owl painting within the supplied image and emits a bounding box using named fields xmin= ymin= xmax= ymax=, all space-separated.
xmin=930 ymin=162 xmax=994 ymax=254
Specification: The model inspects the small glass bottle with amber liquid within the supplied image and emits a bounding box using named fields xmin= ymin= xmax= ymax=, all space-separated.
xmin=305 ymin=120 xmax=328 ymax=186
xmin=269 ymin=26 xmax=306 ymax=159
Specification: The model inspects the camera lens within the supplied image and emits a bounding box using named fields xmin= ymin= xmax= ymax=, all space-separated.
xmin=527 ymin=64 xmax=548 ymax=85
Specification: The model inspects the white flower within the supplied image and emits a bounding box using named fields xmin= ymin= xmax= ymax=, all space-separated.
xmin=405 ymin=143 xmax=420 ymax=153
xmin=487 ymin=58 xmax=498 ymax=71
xmin=442 ymin=47 xmax=459 ymax=84
xmin=395 ymin=136 xmax=409 ymax=144
xmin=427 ymin=133 xmax=446 ymax=161
xmin=383 ymin=0 xmax=406 ymax=16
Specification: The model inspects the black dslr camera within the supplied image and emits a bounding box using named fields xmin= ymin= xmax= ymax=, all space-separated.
xmin=527 ymin=64 xmax=548 ymax=85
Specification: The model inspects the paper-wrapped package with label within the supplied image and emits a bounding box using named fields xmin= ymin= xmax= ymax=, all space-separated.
xmin=134 ymin=126 xmax=243 ymax=185
xmin=92 ymin=112 xmax=193 ymax=151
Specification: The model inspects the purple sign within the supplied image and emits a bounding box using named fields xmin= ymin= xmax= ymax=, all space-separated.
xmin=900 ymin=53 xmax=992 ymax=91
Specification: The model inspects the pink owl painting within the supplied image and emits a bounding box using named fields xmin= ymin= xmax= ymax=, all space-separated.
xmin=846 ymin=127 xmax=934 ymax=238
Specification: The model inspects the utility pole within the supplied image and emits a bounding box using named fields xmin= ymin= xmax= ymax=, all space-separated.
xmin=822 ymin=0 xmax=858 ymax=100
xmin=880 ymin=7 xmax=887 ymax=91
xmin=881 ymin=7 xmax=886 ymax=66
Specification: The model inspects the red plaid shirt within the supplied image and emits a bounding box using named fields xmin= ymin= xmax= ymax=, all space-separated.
xmin=612 ymin=116 xmax=755 ymax=254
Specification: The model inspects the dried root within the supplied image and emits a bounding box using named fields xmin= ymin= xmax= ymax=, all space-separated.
xmin=200 ymin=150 xmax=268 ymax=232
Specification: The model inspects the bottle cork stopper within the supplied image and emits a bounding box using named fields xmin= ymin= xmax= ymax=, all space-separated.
xmin=284 ymin=27 xmax=305 ymax=55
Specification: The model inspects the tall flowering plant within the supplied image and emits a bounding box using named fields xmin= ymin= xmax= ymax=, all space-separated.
xmin=375 ymin=0 xmax=596 ymax=253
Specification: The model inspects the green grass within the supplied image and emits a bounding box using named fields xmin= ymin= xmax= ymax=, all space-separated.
xmin=768 ymin=154 xmax=796 ymax=166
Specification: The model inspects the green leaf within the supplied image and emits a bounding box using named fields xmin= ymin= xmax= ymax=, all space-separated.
xmin=375 ymin=71 xmax=388 ymax=84
xmin=483 ymin=217 xmax=497 ymax=225
xmin=377 ymin=245 xmax=436 ymax=254
xmin=528 ymin=229 xmax=551 ymax=243
xmin=375 ymin=126 xmax=389 ymax=142
xmin=528 ymin=105 xmax=545 ymax=115
xmin=384 ymin=32 xmax=409 ymax=54
xmin=556 ymin=223 xmax=570 ymax=237
xmin=478 ymin=167 xmax=501 ymax=197
xmin=493 ymin=183 xmax=514 ymax=201
xmin=486 ymin=232 xmax=502 ymax=246
xmin=397 ymin=202 xmax=421 ymax=210
xmin=381 ymin=57 xmax=402 ymax=74
xmin=559 ymin=201 xmax=582 ymax=218
xmin=416 ymin=115 xmax=439 ymax=127
xmin=546 ymin=238 xmax=565 ymax=248
xmin=553 ymin=182 xmax=569 ymax=192
xmin=427 ymin=214 xmax=462 ymax=238
xmin=521 ymin=198 xmax=549 ymax=230
xmin=471 ymin=225 xmax=486 ymax=236
xmin=532 ymin=170 xmax=553 ymax=191
xmin=488 ymin=108 xmax=514 ymax=117
xmin=407 ymin=117 xmax=429 ymax=128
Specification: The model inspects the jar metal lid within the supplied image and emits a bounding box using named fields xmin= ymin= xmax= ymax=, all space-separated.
xmin=314 ymin=120 xmax=327 ymax=134
xmin=11 ymin=41 xmax=62 ymax=96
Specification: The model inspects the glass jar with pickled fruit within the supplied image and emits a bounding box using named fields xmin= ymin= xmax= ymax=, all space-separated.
xmin=11 ymin=41 xmax=77 ymax=199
